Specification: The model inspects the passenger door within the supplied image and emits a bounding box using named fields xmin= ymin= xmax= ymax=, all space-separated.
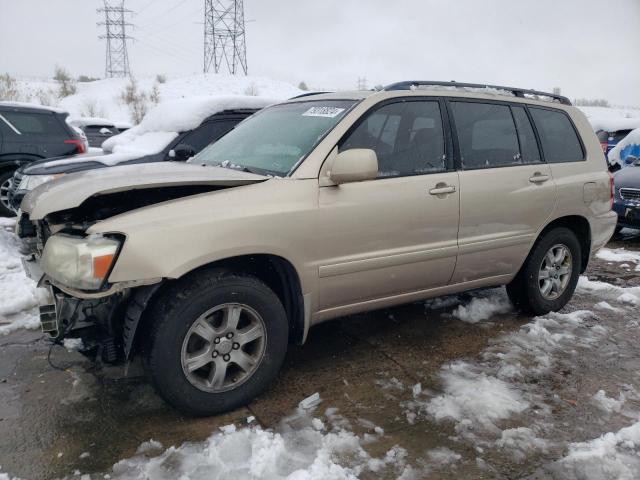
xmin=449 ymin=101 xmax=557 ymax=284
xmin=317 ymin=99 xmax=460 ymax=311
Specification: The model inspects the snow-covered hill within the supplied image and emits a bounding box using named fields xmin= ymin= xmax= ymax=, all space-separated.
xmin=13 ymin=73 xmax=301 ymax=124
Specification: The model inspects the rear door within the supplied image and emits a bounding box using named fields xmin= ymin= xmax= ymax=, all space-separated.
xmin=449 ymin=100 xmax=557 ymax=284
xmin=317 ymin=99 xmax=460 ymax=311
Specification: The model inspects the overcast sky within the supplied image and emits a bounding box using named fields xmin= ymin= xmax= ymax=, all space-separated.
xmin=1 ymin=0 xmax=639 ymax=106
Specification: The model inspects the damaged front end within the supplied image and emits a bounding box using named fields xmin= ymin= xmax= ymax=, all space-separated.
xmin=16 ymin=162 xmax=267 ymax=364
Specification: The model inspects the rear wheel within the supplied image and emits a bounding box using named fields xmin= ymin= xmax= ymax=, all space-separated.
xmin=143 ymin=269 xmax=289 ymax=416
xmin=506 ymin=227 xmax=581 ymax=315
xmin=0 ymin=171 xmax=16 ymax=217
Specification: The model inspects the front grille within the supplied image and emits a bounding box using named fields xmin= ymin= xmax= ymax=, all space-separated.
xmin=620 ymin=188 xmax=640 ymax=202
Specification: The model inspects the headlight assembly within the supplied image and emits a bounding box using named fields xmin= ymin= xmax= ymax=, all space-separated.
xmin=18 ymin=174 xmax=64 ymax=191
xmin=41 ymin=234 xmax=122 ymax=290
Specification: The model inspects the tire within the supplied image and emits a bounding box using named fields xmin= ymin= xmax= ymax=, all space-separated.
xmin=506 ymin=227 xmax=581 ymax=316
xmin=143 ymin=269 xmax=289 ymax=416
xmin=614 ymin=225 xmax=623 ymax=236
xmin=0 ymin=171 xmax=16 ymax=217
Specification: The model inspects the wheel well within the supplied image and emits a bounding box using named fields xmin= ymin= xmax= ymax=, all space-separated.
xmin=540 ymin=216 xmax=591 ymax=273
xmin=138 ymin=255 xmax=306 ymax=348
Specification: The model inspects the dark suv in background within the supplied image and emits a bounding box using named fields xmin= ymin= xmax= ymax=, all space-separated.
xmin=8 ymin=107 xmax=263 ymax=213
xmin=0 ymin=102 xmax=86 ymax=216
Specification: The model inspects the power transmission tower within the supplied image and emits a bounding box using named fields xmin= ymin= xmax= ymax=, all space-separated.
xmin=98 ymin=1 xmax=133 ymax=78
xmin=357 ymin=77 xmax=368 ymax=91
xmin=203 ymin=0 xmax=248 ymax=75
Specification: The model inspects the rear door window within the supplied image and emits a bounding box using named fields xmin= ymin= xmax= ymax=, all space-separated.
xmin=511 ymin=106 xmax=542 ymax=164
xmin=0 ymin=111 xmax=66 ymax=136
xmin=529 ymin=107 xmax=584 ymax=163
xmin=450 ymin=102 xmax=520 ymax=169
xmin=177 ymin=119 xmax=239 ymax=154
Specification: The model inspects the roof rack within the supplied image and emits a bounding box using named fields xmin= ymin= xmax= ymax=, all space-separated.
xmin=289 ymin=91 xmax=332 ymax=100
xmin=383 ymin=81 xmax=572 ymax=106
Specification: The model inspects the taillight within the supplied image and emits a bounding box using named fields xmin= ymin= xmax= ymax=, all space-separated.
xmin=64 ymin=139 xmax=86 ymax=154
xmin=609 ymin=172 xmax=615 ymax=209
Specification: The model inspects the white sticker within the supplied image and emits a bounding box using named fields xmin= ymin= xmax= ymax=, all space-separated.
xmin=302 ymin=106 xmax=345 ymax=118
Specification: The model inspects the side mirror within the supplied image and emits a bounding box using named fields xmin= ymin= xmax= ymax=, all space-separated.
xmin=169 ymin=144 xmax=196 ymax=161
xmin=329 ymin=149 xmax=378 ymax=184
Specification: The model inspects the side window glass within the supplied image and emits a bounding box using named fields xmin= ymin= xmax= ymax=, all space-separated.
xmin=529 ymin=108 xmax=584 ymax=163
xmin=341 ymin=101 xmax=446 ymax=178
xmin=0 ymin=112 xmax=64 ymax=136
xmin=178 ymin=120 xmax=236 ymax=153
xmin=451 ymin=102 xmax=520 ymax=169
xmin=511 ymin=106 xmax=541 ymax=164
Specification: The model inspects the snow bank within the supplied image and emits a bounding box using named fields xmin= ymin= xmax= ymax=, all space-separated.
xmin=577 ymin=276 xmax=640 ymax=307
xmin=0 ymin=220 xmax=45 ymax=333
xmin=555 ymin=421 xmax=640 ymax=480
xmin=596 ymin=248 xmax=640 ymax=271
xmin=579 ymin=106 xmax=640 ymax=133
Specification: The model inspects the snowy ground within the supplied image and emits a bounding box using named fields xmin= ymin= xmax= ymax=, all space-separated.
xmin=11 ymin=73 xmax=301 ymax=125
xmin=1 ymin=221 xmax=640 ymax=479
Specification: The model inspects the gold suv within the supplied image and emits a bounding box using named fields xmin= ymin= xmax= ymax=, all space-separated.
xmin=19 ymin=81 xmax=616 ymax=415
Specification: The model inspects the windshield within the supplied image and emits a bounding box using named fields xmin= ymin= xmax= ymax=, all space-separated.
xmin=189 ymin=100 xmax=356 ymax=175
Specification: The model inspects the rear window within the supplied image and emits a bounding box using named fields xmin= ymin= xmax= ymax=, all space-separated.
xmin=529 ymin=108 xmax=584 ymax=163
xmin=0 ymin=111 xmax=67 ymax=136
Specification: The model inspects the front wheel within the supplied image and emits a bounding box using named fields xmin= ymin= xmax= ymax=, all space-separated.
xmin=0 ymin=171 xmax=16 ymax=217
xmin=506 ymin=227 xmax=581 ymax=316
xmin=143 ymin=270 xmax=289 ymax=416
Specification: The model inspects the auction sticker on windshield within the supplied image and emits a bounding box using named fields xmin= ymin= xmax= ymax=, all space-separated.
xmin=302 ymin=106 xmax=346 ymax=118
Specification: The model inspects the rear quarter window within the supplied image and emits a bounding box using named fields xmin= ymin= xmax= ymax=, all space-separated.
xmin=529 ymin=107 xmax=584 ymax=163
xmin=0 ymin=111 xmax=67 ymax=136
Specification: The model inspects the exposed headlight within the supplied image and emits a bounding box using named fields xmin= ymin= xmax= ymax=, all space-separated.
xmin=18 ymin=174 xmax=64 ymax=191
xmin=41 ymin=234 xmax=121 ymax=290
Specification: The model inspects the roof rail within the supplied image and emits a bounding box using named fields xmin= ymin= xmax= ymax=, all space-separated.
xmin=383 ymin=81 xmax=572 ymax=106
xmin=288 ymin=91 xmax=332 ymax=100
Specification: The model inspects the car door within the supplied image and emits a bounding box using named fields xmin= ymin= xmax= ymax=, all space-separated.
xmin=317 ymin=99 xmax=460 ymax=312
xmin=448 ymin=100 xmax=557 ymax=284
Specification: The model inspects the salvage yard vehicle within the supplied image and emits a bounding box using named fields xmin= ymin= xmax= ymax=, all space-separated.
xmin=7 ymin=96 xmax=273 ymax=213
xmin=18 ymin=81 xmax=616 ymax=416
xmin=67 ymin=117 xmax=131 ymax=148
xmin=0 ymin=102 xmax=87 ymax=216
xmin=613 ymin=162 xmax=640 ymax=233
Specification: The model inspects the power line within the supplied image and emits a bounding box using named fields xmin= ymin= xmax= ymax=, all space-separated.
xmin=98 ymin=0 xmax=134 ymax=78
xmin=203 ymin=0 xmax=248 ymax=75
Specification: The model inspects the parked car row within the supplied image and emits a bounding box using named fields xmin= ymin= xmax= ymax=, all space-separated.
xmin=15 ymin=81 xmax=616 ymax=415
xmin=7 ymin=96 xmax=275 ymax=213
xmin=0 ymin=102 xmax=88 ymax=216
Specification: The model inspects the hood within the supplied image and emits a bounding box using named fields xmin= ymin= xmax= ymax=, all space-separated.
xmin=22 ymin=149 xmax=111 ymax=175
xmin=614 ymin=166 xmax=640 ymax=189
xmin=22 ymin=162 xmax=266 ymax=220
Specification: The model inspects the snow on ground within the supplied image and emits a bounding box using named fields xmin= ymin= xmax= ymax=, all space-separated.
xmin=451 ymin=288 xmax=512 ymax=323
xmin=550 ymin=421 xmax=640 ymax=480
xmin=0 ymin=219 xmax=45 ymax=334
xmin=596 ymin=247 xmax=640 ymax=271
xmin=97 ymin=402 xmax=413 ymax=480
xmin=15 ymin=73 xmax=301 ymax=125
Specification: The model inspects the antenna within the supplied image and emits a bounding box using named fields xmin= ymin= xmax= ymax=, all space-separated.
xmin=98 ymin=0 xmax=134 ymax=78
xmin=203 ymin=0 xmax=248 ymax=75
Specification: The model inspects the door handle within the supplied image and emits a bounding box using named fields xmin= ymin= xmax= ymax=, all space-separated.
xmin=529 ymin=173 xmax=550 ymax=184
xmin=429 ymin=185 xmax=456 ymax=195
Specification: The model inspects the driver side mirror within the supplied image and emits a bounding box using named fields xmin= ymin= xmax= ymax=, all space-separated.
xmin=168 ymin=143 xmax=196 ymax=161
xmin=329 ymin=149 xmax=378 ymax=184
